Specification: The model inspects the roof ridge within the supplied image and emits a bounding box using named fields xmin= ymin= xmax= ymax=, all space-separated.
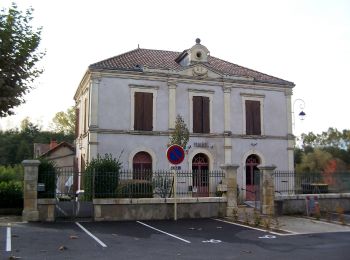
xmin=88 ymin=47 xmax=294 ymax=86
xmin=210 ymin=56 xmax=294 ymax=85
xmin=89 ymin=48 xmax=140 ymax=68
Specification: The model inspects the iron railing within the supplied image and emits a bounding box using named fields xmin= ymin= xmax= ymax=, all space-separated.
xmin=38 ymin=169 xmax=225 ymax=200
xmin=274 ymin=171 xmax=350 ymax=195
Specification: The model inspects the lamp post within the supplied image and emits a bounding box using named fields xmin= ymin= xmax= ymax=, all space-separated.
xmin=292 ymin=98 xmax=306 ymax=130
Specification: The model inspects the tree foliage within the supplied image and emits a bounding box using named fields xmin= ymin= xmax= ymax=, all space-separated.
xmin=0 ymin=3 xmax=45 ymax=117
xmin=50 ymin=106 xmax=75 ymax=134
xmin=296 ymin=128 xmax=350 ymax=173
xmin=169 ymin=114 xmax=189 ymax=148
xmin=0 ymin=118 xmax=74 ymax=165
xmin=84 ymin=154 xmax=122 ymax=200
xmin=301 ymin=128 xmax=350 ymax=150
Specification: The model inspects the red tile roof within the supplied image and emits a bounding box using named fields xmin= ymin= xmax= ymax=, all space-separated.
xmin=89 ymin=48 xmax=294 ymax=86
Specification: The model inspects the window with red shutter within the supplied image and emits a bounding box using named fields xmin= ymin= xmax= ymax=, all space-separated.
xmin=134 ymin=92 xmax=153 ymax=131
xmin=245 ymin=100 xmax=261 ymax=135
xmin=193 ymin=96 xmax=210 ymax=133
xmin=75 ymin=108 xmax=80 ymax=138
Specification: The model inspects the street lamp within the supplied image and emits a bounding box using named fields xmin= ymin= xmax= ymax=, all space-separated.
xmin=292 ymin=98 xmax=306 ymax=129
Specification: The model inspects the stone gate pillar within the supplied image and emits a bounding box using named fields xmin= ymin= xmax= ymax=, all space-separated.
xmin=220 ymin=164 xmax=239 ymax=217
xmin=258 ymin=165 xmax=276 ymax=216
xmin=22 ymin=160 xmax=40 ymax=221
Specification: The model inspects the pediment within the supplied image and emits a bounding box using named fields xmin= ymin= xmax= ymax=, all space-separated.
xmin=177 ymin=64 xmax=223 ymax=79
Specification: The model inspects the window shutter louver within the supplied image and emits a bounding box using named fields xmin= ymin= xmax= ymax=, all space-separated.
xmin=193 ymin=96 xmax=202 ymax=133
xmin=75 ymin=108 xmax=80 ymax=138
xmin=245 ymin=100 xmax=261 ymax=135
xmin=134 ymin=92 xmax=143 ymax=130
xmin=202 ymin=97 xmax=210 ymax=133
xmin=252 ymin=101 xmax=261 ymax=135
xmin=143 ymin=93 xmax=153 ymax=131
xmin=134 ymin=92 xmax=153 ymax=131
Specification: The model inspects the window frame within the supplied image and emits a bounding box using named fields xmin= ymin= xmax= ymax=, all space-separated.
xmin=189 ymin=90 xmax=213 ymax=134
xmin=241 ymin=93 xmax=265 ymax=136
xmin=130 ymin=85 xmax=158 ymax=131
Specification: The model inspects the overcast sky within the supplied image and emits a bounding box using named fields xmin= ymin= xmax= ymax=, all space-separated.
xmin=1 ymin=0 xmax=349 ymax=136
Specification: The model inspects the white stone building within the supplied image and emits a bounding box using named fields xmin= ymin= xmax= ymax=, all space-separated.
xmin=74 ymin=39 xmax=295 ymax=198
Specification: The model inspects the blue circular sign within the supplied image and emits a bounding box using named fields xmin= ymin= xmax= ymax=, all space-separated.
xmin=166 ymin=145 xmax=185 ymax=165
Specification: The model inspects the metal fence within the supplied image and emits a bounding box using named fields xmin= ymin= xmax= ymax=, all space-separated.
xmin=38 ymin=169 xmax=225 ymax=200
xmin=274 ymin=171 xmax=350 ymax=195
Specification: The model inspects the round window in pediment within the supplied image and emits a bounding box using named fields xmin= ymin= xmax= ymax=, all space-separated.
xmin=196 ymin=51 xmax=202 ymax=59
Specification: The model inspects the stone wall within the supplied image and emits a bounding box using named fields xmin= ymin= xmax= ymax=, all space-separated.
xmin=37 ymin=199 xmax=56 ymax=222
xmin=93 ymin=197 xmax=226 ymax=221
xmin=275 ymin=193 xmax=350 ymax=215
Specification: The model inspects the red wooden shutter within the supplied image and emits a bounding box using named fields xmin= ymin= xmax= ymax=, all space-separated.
xmin=84 ymin=99 xmax=88 ymax=133
xmin=202 ymin=97 xmax=210 ymax=133
xmin=252 ymin=101 xmax=261 ymax=135
xmin=193 ymin=96 xmax=202 ymax=133
xmin=246 ymin=100 xmax=261 ymax=135
xmin=143 ymin=93 xmax=153 ymax=131
xmin=246 ymin=100 xmax=254 ymax=135
xmin=75 ymin=108 xmax=80 ymax=138
xmin=134 ymin=92 xmax=143 ymax=130
xmin=134 ymin=92 xmax=153 ymax=131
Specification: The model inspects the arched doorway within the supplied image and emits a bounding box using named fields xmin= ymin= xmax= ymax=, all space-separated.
xmin=133 ymin=151 xmax=152 ymax=180
xmin=245 ymin=154 xmax=260 ymax=201
xmin=192 ymin=153 xmax=209 ymax=197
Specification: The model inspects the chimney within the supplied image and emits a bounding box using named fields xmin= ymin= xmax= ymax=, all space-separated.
xmin=50 ymin=139 xmax=58 ymax=149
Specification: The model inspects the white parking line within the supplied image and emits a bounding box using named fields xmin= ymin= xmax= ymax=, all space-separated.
xmin=6 ymin=226 xmax=11 ymax=252
xmin=212 ymin=218 xmax=298 ymax=236
xmin=75 ymin=222 xmax=107 ymax=248
xmin=137 ymin=221 xmax=191 ymax=244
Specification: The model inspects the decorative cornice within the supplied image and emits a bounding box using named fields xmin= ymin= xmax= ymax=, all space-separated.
xmin=129 ymin=84 xmax=159 ymax=90
xmin=188 ymin=88 xmax=215 ymax=94
xmin=87 ymin=128 xmax=291 ymax=140
xmin=240 ymin=92 xmax=265 ymax=98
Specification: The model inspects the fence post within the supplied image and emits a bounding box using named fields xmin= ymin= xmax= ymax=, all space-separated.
xmin=22 ymin=160 xmax=41 ymax=221
xmin=258 ymin=165 xmax=276 ymax=216
xmin=220 ymin=164 xmax=239 ymax=217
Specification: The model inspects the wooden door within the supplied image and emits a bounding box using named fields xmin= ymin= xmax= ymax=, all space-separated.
xmin=192 ymin=153 xmax=209 ymax=197
xmin=245 ymin=155 xmax=260 ymax=201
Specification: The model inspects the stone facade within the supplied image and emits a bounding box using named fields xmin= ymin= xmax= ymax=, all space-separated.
xmin=74 ymin=39 xmax=295 ymax=199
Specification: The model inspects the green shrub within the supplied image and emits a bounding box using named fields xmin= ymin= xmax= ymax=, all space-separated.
xmin=117 ymin=180 xmax=153 ymax=198
xmin=38 ymin=159 xmax=56 ymax=198
xmin=0 ymin=165 xmax=23 ymax=182
xmin=84 ymin=154 xmax=121 ymax=200
xmin=0 ymin=181 xmax=23 ymax=208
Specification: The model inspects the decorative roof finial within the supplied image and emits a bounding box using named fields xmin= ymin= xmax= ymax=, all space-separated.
xmin=195 ymin=38 xmax=201 ymax=44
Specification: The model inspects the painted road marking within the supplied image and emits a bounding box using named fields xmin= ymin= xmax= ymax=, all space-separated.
xmin=259 ymin=234 xmax=276 ymax=239
xmin=202 ymin=239 xmax=222 ymax=243
xmin=6 ymin=226 xmax=11 ymax=252
xmin=137 ymin=221 xmax=191 ymax=244
xmin=56 ymin=204 xmax=68 ymax=216
xmin=75 ymin=222 xmax=107 ymax=248
xmin=213 ymin=218 xmax=299 ymax=236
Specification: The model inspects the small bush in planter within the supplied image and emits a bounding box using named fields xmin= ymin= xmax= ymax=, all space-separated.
xmin=84 ymin=154 xmax=121 ymax=200
xmin=0 ymin=181 xmax=23 ymax=208
xmin=117 ymin=180 xmax=153 ymax=198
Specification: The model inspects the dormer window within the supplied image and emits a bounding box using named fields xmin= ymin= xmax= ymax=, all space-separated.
xmin=175 ymin=38 xmax=209 ymax=66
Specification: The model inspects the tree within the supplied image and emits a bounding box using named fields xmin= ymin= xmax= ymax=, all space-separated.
xmin=50 ymin=106 xmax=75 ymax=134
xmin=296 ymin=149 xmax=333 ymax=173
xmin=169 ymin=114 xmax=189 ymax=148
xmin=301 ymin=128 xmax=350 ymax=150
xmin=0 ymin=3 xmax=45 ymax=117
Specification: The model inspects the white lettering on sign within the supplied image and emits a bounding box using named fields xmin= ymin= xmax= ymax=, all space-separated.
xmin=194 ymin=142 xmax=209 ymax=148
xmin=258 ymin=235 xmax=276 ymax=239
xmin=202 ymin=239 xmax=222 ymax=243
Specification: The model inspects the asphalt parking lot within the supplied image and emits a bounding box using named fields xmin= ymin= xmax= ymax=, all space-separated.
xmin=2 ymin=218 xmax=350 ymax=260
